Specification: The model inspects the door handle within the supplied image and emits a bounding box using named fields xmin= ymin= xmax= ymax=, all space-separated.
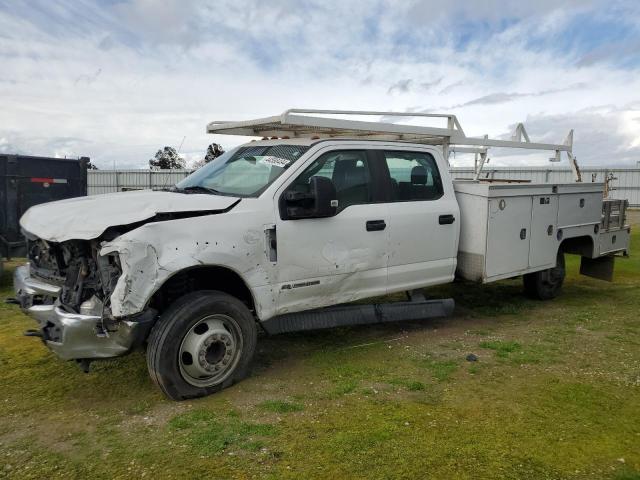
xmin=439 ymin=214 xmax=455 ymax=225
xmin=366 ymin=220 xmax=386 ymax=231
xmin=520 ymin=228 xmax=527 ymax=240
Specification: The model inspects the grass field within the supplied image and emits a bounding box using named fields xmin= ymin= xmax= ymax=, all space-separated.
xmin=1 ymin=213 xmax=639 ymax=479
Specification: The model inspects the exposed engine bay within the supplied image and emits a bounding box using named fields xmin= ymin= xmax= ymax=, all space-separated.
xmin=27 ymin=237 xmax=121 ymax=315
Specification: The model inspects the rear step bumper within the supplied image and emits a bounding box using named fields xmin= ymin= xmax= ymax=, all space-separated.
xmin=261 ymin=298 xmax=455 ymax=334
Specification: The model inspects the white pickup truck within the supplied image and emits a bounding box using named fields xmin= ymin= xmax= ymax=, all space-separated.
xmin=11 ymin=110 xmax=631 ymax=400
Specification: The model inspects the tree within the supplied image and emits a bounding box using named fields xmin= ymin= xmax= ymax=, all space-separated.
xmin=80 ymin=156 xmax=98 ymax=170
xmin=149 ymin=146 xmax=185 ymax=170
xmin=204 ymin=143 xmax=224 ymax=163
xmin=192 ymin=143 xmax=225 ymax=169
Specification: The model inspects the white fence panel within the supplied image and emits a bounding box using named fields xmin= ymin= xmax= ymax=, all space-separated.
xmin=608 ymin=169 xmax=640 ymax=206
xmin=88 ymin=169 xmax=192 ymax=196
xmin=88 ymin=168 xmax=640 ymax=206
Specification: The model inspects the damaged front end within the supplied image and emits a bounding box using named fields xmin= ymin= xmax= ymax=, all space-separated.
xmin=13 ymin=238 xmax=156 ymax=364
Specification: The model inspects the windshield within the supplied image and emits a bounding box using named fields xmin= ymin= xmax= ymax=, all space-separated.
xmin=176 ymin=144 xmax=310 ymax=197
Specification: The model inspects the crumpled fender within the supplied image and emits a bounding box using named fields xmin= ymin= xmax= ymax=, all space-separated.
xmin=100 ymin=205 xmax=277 ymax=320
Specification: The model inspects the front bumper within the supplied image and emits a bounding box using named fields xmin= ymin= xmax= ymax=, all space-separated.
xmin=13 ymin=264 xmax=154 ymax=360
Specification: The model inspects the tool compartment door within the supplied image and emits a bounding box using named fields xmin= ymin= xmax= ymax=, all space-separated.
xmin=558 ymin=192 xmax=602 ymax=227
xmin=485 ymin=196 xmax=532 ymax=278
xmin=529 ymin=194 xmax=559 ymax=269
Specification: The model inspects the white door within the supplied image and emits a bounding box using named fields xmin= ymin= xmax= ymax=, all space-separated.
xmin=380 ymin=149 xmax=460 ymax=292
xmin=529 ymin=194 xmax=559 ymax=269
xmin=486 ymin=196 xmax=532 ymax=278
xmin=274 ymin=149 xmax=389 ymax=315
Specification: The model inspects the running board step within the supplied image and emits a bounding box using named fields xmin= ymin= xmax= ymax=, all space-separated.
xmin=262 ymin=298 xmax=455 ymax=335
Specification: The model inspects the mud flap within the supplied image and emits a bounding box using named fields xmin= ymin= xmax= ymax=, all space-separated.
xmin=580 ymin=255 xmax=614 ymax=282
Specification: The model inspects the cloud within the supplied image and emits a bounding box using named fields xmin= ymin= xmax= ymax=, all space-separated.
xmin=0 ymin=0 xmax=639 ymax=168
xmin=0 ymin=137 xmax=21 ymax=154
xmin=74 ymin=68 xmax=102 ymax=86
xmin=388 ymin=79 xmax=413 ymax=95
xmin=449 ymin=106 xmax=640 ymax=167
xmin=420 ymin=77 xmax=443 ymax=91
xmin=388 ymin=77 xmax=443 ymax=95
xmin=447 ymin=83 xmax=588 ymax=108
xmin=576 ymin=39 xmax=640 ymax=67
xmin=514 ymin=108 xmax=640 ymax=166
xmin=439 ymin=80 xmax=464 ymax=95
xmin=456 ymin=92 xmax=529 ymax=107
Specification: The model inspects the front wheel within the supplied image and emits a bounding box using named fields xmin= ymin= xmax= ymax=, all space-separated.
xmin=146 ymin=291 xmax=257 ymax=400
xmin=523 ymin=252 xmax=566 ymax=300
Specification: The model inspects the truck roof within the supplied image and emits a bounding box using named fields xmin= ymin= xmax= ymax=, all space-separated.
xmin=235 ymin=138 xmax=317 ymax=148
xmin=235 ymin=137 xmax=442 ymax=148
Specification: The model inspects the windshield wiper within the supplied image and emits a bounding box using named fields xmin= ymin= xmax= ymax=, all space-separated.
xmin=175 ymin=185 xmax=221 ymax=195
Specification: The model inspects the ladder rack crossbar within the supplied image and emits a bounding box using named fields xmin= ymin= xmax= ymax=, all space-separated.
xmin=207 ymin=109 xmax=571 ymax=153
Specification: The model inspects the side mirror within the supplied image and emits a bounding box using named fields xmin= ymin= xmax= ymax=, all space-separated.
xmin=284 ymin=176 xmax=338 ymax=219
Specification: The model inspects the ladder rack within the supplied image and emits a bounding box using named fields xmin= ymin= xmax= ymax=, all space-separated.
xmin=207 ymin=109 xmax=581 ymax=181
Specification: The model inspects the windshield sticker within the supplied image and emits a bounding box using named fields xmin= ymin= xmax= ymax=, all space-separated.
xmin=261 ymin=156 xmax=291 ymax=168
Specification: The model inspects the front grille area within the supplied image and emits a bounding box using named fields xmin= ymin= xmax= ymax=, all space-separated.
xmin=26 ymin=238 xmax=120 ymax=312
xmin=28 ymin=239 xmax=66 ymax=284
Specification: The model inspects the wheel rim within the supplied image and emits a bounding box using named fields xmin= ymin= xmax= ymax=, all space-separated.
xmin=178 ymin=314 xmax=243 ymax=388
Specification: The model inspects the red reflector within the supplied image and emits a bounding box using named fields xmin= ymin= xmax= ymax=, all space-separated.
xmin=30 ymin=178 xmax=67 ymax=184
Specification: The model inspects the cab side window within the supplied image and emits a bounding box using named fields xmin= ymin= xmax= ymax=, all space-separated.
xmin=288 ymin=150 xmax=372 ymax=212
xmin=383 ymin=151 xmax=443 ymax=201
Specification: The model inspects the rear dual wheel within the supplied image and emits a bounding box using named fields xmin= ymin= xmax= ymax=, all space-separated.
xmin=147 ymin=291 xmax=257 ymax=400
xmin=523 ymin=252 xmax=566 ymax=300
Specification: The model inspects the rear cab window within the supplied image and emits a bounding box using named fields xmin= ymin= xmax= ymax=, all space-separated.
xmin=382 ymin=151 xmax=443 ymax=201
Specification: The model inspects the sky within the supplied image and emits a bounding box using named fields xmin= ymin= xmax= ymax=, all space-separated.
xmin=1 ymin=0 xmax=639 ymax=169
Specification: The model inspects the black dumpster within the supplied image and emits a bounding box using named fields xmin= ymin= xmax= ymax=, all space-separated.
xmin=0 ymin=154 xmax=89 ymax=258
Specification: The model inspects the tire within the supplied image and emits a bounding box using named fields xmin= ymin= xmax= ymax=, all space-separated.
xmin=523 ymin=252 xmax=566 ymax=300
xmin=146 ymin=290 xmax=257 ymax=400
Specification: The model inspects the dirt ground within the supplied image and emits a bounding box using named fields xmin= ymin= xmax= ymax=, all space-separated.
xmin=0 ymin=212 xmax=638 ymax=479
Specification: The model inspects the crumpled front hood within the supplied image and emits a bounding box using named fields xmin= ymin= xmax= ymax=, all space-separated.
xmin=20 ymin=189 xmax=240 ymax=242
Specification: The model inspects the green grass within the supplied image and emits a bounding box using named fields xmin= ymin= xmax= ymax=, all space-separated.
xmin=387 ymin=377 xmax=427 ymax=391
xmin=0 ymin=214 xmax=639 ymax=479
xmin=479 ymin=338 xmax=559 ymax=365
xmin=468 ymin=365 xmax=481 ymax=375
xmin=406 ymin=380 xmax=426 ymax=391
xmin=258 ymin=400 xmax=304 ymax=413
xmin=168 ymin=409 xmax=277 ymax=454
xmin=426 ymin=359 xmax=459 ymax=381
xmin=479 ymin=339 xmax=522 ymax=357
xmin=615 ymin=470 xmax=640 ymax=480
